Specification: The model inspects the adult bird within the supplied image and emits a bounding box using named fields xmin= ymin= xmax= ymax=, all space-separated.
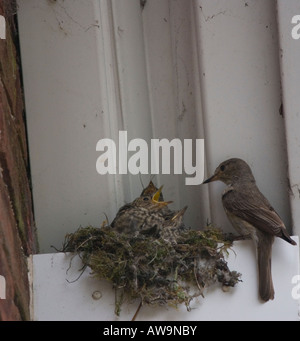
xmin=203 ymin=158 xmax=296 ymax=302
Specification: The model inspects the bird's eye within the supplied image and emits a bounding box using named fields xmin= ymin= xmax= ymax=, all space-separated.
xmin=143 ymin=197 xmax=149 ymax=201
xmin=220 ymin=165 xmax=225 ymax=171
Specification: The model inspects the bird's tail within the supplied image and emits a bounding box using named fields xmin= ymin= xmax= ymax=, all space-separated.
xmin=257 ymin=234 xmax=275 ymax=302
xmin=281 ymin=229 xmax=297 ymax=245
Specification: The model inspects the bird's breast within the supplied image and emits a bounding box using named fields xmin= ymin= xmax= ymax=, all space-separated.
xmin=225 ymin=212 xmax=259 ymax=244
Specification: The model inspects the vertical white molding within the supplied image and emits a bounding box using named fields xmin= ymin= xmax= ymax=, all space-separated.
xmin=110 ymin=0 xmax=154 ymax=200
xmin=93 ymin=0 xmax=126 ymax=208
xmin=142 ymin=0 xmax=210 ymax=229
xmin=276 ymin=1 xmax=300 ymax=238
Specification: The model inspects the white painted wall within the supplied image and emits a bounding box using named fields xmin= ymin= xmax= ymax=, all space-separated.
xmin=17 ymin=0 xmax=296 ymax=254
xmin=194 ymin=0 xmax=292 ymax=236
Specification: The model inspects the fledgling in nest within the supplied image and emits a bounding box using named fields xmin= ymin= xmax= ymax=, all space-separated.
xmin=61 ymin=181 xmax=241 ymax=316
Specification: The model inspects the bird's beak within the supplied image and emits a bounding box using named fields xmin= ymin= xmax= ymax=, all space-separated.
xmin=171 ymin=206 xmax=188 ymax=221
xmin=202 ymin=173 xmax=218 ymax=184
xmin=152 ymin=186 xmax=173 ymax=206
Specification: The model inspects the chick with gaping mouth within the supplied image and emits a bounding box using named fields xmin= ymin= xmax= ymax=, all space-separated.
xmin=111 ymin=185 xmax=173 ymax=236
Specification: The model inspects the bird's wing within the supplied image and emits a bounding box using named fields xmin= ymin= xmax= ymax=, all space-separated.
xmin=222 ymin=188 xmax=284 ymax=237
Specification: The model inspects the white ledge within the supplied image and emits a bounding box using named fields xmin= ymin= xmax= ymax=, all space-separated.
xmin=29 ymin=237 xmax=299 ymax=321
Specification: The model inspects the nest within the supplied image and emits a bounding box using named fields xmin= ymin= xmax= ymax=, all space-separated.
xmin=61 ymin=224 xmax=241 ymax=316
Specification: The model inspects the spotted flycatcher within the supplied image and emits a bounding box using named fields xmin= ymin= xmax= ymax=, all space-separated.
xmin=203 ymin=158 xmax=296 ymax=302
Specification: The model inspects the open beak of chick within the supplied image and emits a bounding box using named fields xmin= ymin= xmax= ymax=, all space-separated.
xmin=171 ymin=206 xmax=188 ymax=221
xmin=151 ymin=186 xmax=173 ymax=206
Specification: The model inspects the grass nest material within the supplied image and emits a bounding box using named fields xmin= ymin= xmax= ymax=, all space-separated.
xmin=61 ymin=224 xmax=241 ymax=316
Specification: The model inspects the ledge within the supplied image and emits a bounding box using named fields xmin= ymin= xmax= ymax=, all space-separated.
xmin=29 ymin=237 xmax=299 ymax=321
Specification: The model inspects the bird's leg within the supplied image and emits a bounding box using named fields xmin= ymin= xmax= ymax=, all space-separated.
xmin=224 ymin=233 xmax=251 ymax=242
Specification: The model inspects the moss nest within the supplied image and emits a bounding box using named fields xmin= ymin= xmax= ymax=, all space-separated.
xmin=61 ymin=224 xmax=241 ymax=316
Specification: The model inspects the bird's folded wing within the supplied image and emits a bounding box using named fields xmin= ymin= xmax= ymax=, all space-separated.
xmin=222 ymin=189 xmax=284 ymax=236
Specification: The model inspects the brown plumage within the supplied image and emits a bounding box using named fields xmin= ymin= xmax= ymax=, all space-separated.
xmin=203 ymin=158 xmax=296 ymax=302
xmin=111 ymin=184 xmax=172 ymax=236
xmin=111 ymin=181 xmax=188 ymax=241
xmin=160 ymin=206 xmax=188 ymax=245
